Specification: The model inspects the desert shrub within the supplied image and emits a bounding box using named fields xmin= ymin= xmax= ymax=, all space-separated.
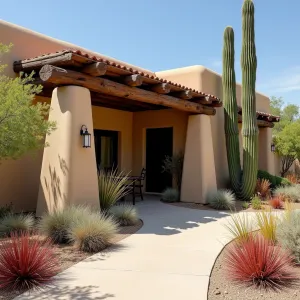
xmin=269 ymin=196 xmax=284 ymax=209
xmin=224 ymin=212 xmax=253 ymax=244
xmin=274 ymin=185 xmax=300 ymax=203
xmin=285 ymin=174 xmax=298 ymax=184
xmin=0 ymin=203 xmax=13 ymax=219
xmin=257 ymin=170 xmax=291 ymax=188
xmin=162 ymin=151 xmax=184 ymax=192
xmin=277 ymin=211 xmax=300 ymax=264
xmin=0 ymin=214 xmax=35 ymax=237
xmin=251 ymin=195 xmax=262 ymax=210
xmin=224 ymin=234 xmax=297 ymax=291
xmin=98 ymin=168 xmax=130 ymax=211
xmin=207 ymin=189 xmax=235 ymax=210
xmin=39 ymin=206 xmax=91 ymax=244
xmin=68 ymin=212 xmax=118 ymax=253
xmin=0 ymin=232 xmax=59 ymax=292
xmin=255 ymin=179 xmax=271 ymax=199
xmin=161 ymin=188 xmax=179 ymax=203
xmin=109 ymin=204 xmax=138 ymax=226
xmin=256 ymin=211 xmax=277 ymax=243
xmin=242 ymin=201 xmax=250 ymax=210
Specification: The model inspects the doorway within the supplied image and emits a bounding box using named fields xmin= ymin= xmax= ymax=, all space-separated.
xmin=146 ymin=127 xmax=173 ymax=193
xmin=94 ymin=129 xmax=119 ymax=172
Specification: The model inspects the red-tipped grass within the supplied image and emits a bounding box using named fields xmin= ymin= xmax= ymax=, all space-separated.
xmin=255 ymin=179 xmax=271 ymax=199
xmin=269 ymin=197 xmax=284 ymax=209
xmin=224 ymin=234 xmax=297 ymax=291
xmin=0 ymin=232 xmax=59 ymax=292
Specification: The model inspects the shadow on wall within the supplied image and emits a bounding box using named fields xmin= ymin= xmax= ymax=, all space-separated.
xmin=42 ymin=155 xmax=68 ymax=212
xmin=135 ymin=199 xmax=230 ymax=235
xmin=17 ymin=285 xmax=114 ymax=300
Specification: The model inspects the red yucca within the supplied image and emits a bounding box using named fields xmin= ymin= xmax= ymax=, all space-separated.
xmin=0 ymin=232 xmax=59 ymax=292
xmin=255 ymin=179 xmax=271 ymax=199
xmin=269 ymin=196 xmax=284 ymax=209
xmin=285 ymin=174 xmax=298 ymax=184
xmin=224 ymin=234 xmax=297 ymax=291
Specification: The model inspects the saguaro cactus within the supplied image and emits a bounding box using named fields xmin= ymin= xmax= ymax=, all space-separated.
xmin=222 ymin=27 xmax=242 ymax=194
xmin=222 ymin=0 xmax=258 ymax=200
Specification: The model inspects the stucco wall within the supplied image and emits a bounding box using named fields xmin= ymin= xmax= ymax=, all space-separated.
xmin=92 ymin=106 xmax=133 ymax=172
xmin=132 ymin=109 xmax=188 ymax=181
xmin=157 ymin=66 xmax=275 ymax=189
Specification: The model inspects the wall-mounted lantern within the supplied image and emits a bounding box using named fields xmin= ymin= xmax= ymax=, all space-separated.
xmin=271 ymin=143 xmax=275 ymax=152
xmin=80 ymin=125 xmax=91 ymax=148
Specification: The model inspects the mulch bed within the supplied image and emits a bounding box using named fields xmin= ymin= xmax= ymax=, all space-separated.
xmin=208 ymin=240 xmax=300 ymax=300
xmin=0 ymin=219 xmax=143 ymax=300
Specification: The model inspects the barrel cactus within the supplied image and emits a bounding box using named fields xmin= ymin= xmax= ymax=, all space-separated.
xmin=222 ymin=0 xmax=258 ymax=200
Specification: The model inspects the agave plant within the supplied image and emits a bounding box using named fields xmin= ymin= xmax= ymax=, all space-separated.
xmin=98 ymin=168 xmax=131 ymax=211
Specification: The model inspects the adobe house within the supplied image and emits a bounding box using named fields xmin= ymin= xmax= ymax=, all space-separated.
xmin=0 ymin=20 xmax=280 ymax=215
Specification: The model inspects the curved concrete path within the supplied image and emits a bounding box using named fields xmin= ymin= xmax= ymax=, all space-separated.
xmin=16 ymin=197 xmax=237 ymax=300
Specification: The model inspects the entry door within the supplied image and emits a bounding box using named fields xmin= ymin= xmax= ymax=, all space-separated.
xmin=94 ymin=130 xmax=118 ymax=172
xmin=146 ymin=127 xmax=173 ymax=193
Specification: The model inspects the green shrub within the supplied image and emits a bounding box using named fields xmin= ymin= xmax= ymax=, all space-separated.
xmin=257 ymin=170 xmax=291 ymax=188
xmin=277 ymin=211 xmax=300 ymax=263
xmin=109 ymin=204 xmax=138 ymax=226
xmin=68 ymin=212 xmax=118 ymax=253
xmin=242 ymin=201 xmax=250 ymax=210
xmin=39 ymin=206 xmax=91 ymax=244
xmin=207 ymin=189 xmax=236 ymax=210
xmin=161 ymin=188 xmax=179 ymax=203
xmin=98 ymin=168 xmax=130 ymax=211
xmin=274 ymin=185 xmax=300 ymax=203
xmin=0 ymin=203 xmax=13 ymax=219
xmin=251 ymin=195 xmax=262 ymax=210
xmin=0 ymin=214 xmax=35 ymax=236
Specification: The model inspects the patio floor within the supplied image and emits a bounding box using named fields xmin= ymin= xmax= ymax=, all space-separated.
xmin=15 ymin=196 xmax=236 ymax=300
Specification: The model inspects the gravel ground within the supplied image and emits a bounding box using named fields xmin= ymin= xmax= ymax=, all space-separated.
xmin=208 ymin=242 xmax=300 ymax=300
xmin=0 ymin=219 xmax=143 ymax=300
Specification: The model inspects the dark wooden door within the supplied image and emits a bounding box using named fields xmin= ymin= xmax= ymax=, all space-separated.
xmin=94 ymin=129 xmax=118 ymax=172
xmin=146 ymin=127 xmax=173 ymax=193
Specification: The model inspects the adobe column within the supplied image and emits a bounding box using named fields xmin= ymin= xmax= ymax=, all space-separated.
xmin=181 ymin=114 xmax=217 ymax=203
xmin=36 ymin=86 xmax=100 ymax=216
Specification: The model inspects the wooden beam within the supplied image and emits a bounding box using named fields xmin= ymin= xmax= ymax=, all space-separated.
xmin=81 ymin=62 xmax=107 ymax=76
xmin=150 ymin=83 xmax=171 ymax=94
xmin=122 ymin=74 xmax=143 ymax=87
xmin=193 ymin=97 xmax=213 ymax=105
xmin=39 ymin=65 xmax=215 ymax=115
xmin=171 ymin=90 xmax=193 ymax=100
xmin=238 ymin=115 xmax=274 ymax=128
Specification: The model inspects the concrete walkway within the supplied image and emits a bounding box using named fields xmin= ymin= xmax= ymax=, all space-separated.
xmin=16 ymin=197 xmax=238 ymax=300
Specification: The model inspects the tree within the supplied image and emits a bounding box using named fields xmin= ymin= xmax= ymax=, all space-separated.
xmin=273 ymin=120 xmax=300 ymax=176
xmin=0 ymin=43 xmax=56 ymax=160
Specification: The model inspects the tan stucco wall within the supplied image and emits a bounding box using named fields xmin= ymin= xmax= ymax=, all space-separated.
xmin=132 ymin=109 xmax=188 ymax=185
xmin=92 ymin=106 xmax=133 ymax=172
xmin=157 ymin=66 xmax=276 ymax=189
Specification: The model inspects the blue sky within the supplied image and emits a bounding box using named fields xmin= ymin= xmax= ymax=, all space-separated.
xmin=1 ymin=0 xmax=300 ymax=104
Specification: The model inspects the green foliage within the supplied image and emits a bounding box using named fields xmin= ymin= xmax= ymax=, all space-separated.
xmin=109 ymin=204 xmax=138 ymax=226
xmin=257 ymin=169 xmax=291 ymax=188
xmin=0 ymin=43 xmax=56 ymax=160
xmin=274 ymin=185 xmax=300 ymax=203
xmin=98 ymin=168 xmax=131 ymax=211
xmin=207 ymin=189 xmax=236 ymax=210
xmin=68 ymin=212 xmax=118 ymax=253
xmin=161 ymin=188 xmax=179 ymax=203
xmin=275 ymin=176 xmax=291 ymax=187
xmin=0 ymin=203 xmax=13 ymax=219
xmin=0 ymin=213 xmax=35 ymax=236
xmin=38 ymin=206 xmax=91 ymax=244
xmin=251 ymin=195 xmax=262 ymax=210
xmin=222 ymin=0 xmax=258 ymax=200
xmin=277 ymin=211 xmax=300 ymax=263
xmin=256 ymin=210 xmax=277 ymax=243
xmin=162 ymin=151 xmax=184 ymax=192
xmin=242 ymin=201 xmax=250 ymax=210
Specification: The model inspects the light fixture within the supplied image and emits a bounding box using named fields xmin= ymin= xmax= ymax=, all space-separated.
xmin=80 ymin=125 xmax=91 ymax=148
xmin=271 ymin=143 xmax=275 ymax=152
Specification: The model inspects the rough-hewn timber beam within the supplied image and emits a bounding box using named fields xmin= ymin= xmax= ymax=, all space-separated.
xmin=238 ymin=115 xmax=274 ymax=128
xmin=39 ymin=65 xmax=216 ymax=115
xmin=150 ymin=83 xmax=171 ymax=94
xmin=171 ymin=90 xmax=193 ymax=100
xmin=194 ymin=97 xmax=213 ymax=105
xmin=81 ymin=62 xmax=107 ymax=76
xmin=122 ymin=74 xmax=143 ymax=87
